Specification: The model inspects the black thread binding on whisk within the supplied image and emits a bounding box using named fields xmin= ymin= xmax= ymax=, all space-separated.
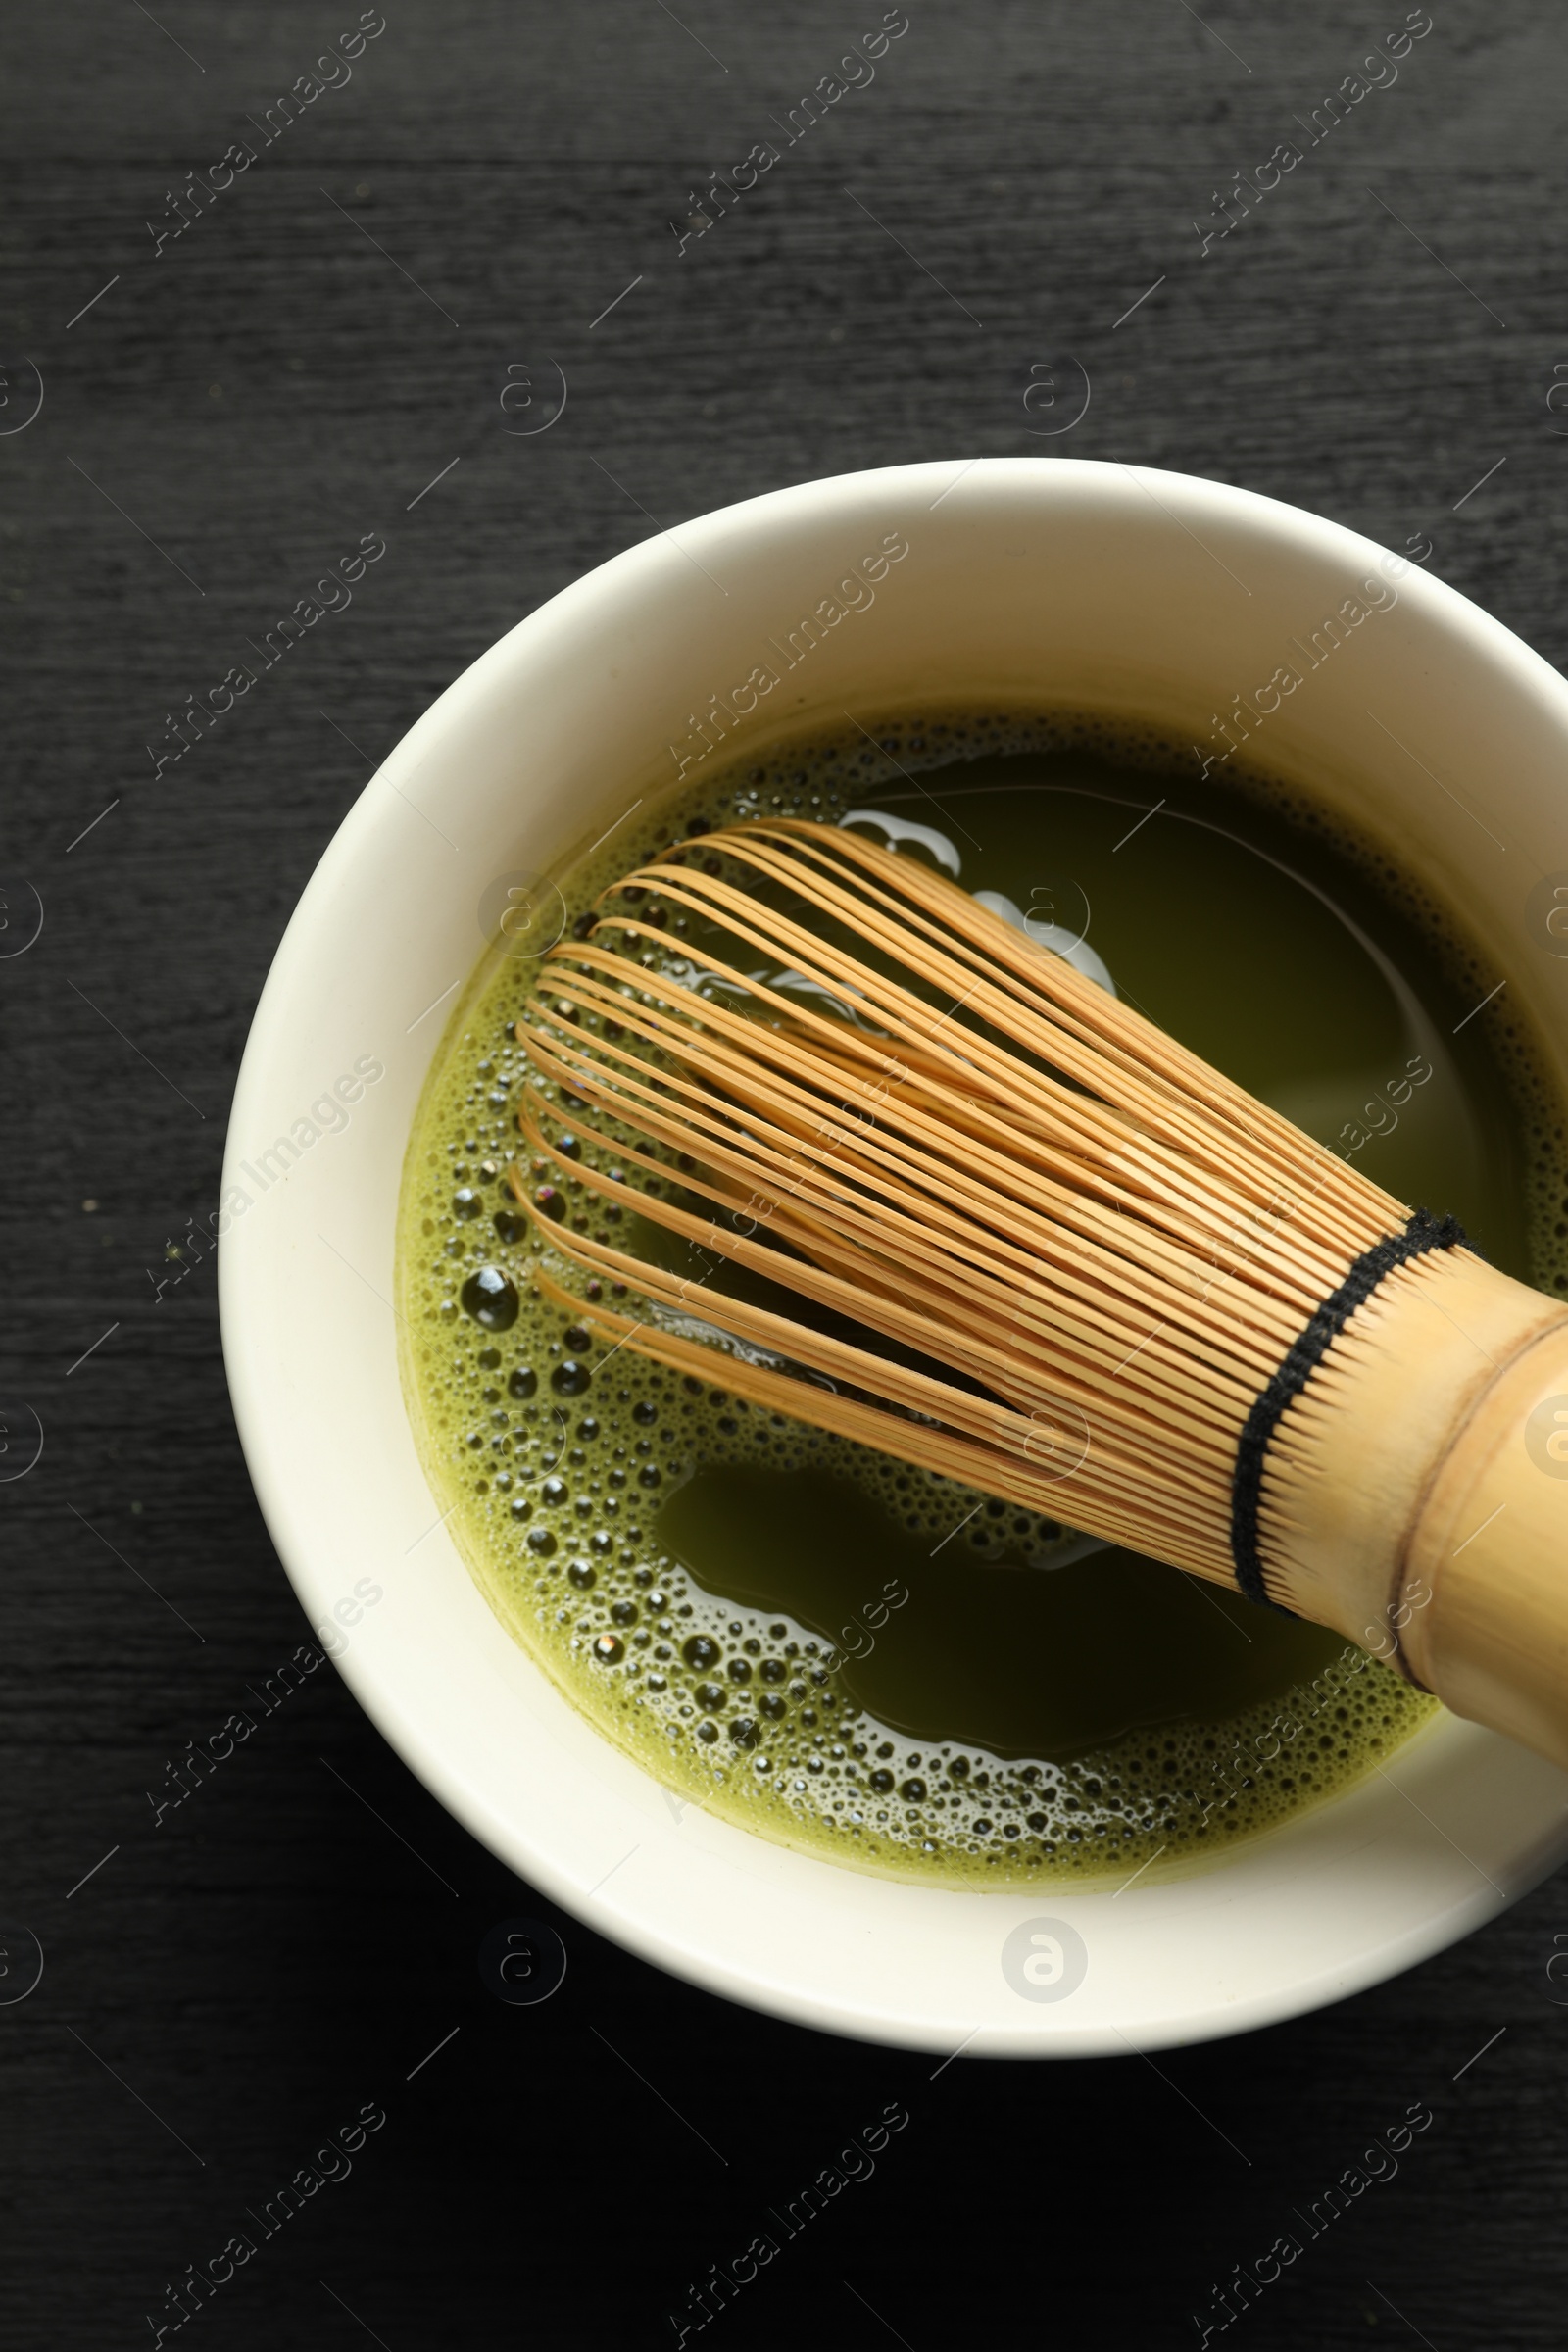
xmin=1230 ymin=1208 xmax=1467 ymax=1613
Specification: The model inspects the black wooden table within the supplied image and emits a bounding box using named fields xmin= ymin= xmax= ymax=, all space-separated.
xmin=4 ymin=5 xmax=1565 ymax=2344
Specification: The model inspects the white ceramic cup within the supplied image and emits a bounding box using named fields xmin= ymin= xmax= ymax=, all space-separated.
xmin=221 ymin=459 xmax=1568 ymax=2056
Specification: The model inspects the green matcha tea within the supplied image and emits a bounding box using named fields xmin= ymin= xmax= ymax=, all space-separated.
xmin=396 ymin=710 xmax=1563 ymax=1888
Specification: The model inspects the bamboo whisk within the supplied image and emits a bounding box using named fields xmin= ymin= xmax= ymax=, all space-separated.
xmin=514 ymin=820 xmax=1568 ymax=1772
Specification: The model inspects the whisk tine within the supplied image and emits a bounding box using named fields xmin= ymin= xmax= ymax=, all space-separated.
xmin=631 ymin=822 xmax=1366 ymax=1220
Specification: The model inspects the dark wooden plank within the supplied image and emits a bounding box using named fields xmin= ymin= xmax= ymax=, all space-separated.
xmin=2 ymin=4 xmax=1565 ymax=2345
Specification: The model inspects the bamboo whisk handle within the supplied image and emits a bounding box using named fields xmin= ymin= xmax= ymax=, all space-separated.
xmin=1262 ymin=1250 xmax=1568 ymax=1770
xmin=1398 ymin=1314 xmax=1568 ymax=1766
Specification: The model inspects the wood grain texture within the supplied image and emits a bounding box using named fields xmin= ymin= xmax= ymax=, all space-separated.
xmin=3 ymin=4 xmax=1568 ymax=2346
